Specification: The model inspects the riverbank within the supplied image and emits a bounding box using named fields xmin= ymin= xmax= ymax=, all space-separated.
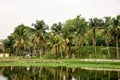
xmin=0 ymin=57 xmax=120 ymax=69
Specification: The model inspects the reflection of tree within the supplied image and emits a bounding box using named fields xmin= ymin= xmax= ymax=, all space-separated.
xmin=1 ymin=67 xmax=120 ymax=80
xmin=118 ymin=71 xmax=120 ymax=80
xmin=0 ymin=67 xmax=5 ymax=75
xmin=108 ymin=71 xmax=110 ymax=80
xmin=2 ymin=66 xmax=55 ymax=80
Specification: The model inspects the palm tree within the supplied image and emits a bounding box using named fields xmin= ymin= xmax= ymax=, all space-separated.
xmin=111 ymin=15 xmax=120 ymax=59
xmin=103 ymin=16 xmax=112 ymax=58
xmin=31 ymin=20 xmax=48 ymax=57
xmin=51 ymin=22 xmax=63 ymax=36
xmin=51 ymin=22 xmax=63 ymax=57
xmin=89 ymin=18 xmax=103 ymax=58
xmin=50 ymin=35 xmax=61 ymax=59
xmin=12 ymin=24 xmax=30 ymax=56
xmin=73 ymin=15 xmax=88 ymax=58
xmin=62 ymin=19 xmax=75 ymax=58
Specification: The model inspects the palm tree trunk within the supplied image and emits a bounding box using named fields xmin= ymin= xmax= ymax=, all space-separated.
xmin=93 ymin=29 xmax=96 ymax=58
xmin=36 ymin=49 xmax=39 ymax=56
xmin=116 ymin=36 xmax=119 ymax=59
xmin=60 ymin=46 xmax=63 ymax=58
xmin=57 ymin=44 xmax=60 ymax=58
xmin=79 ymin=44 xmax=82 ymax=58
xmin=75 ymin=36 xmax=78 ymax=47
xmin=107 ymin=44 xmax=110 ymax=58
xmin=65 ymin=44 xmax=68 ymax=59
xmin=68 ymin=45 xmax=71 ymax=58
xmin=89 ymin=54 xmax=91 ymax=59
xmin=58 ymin=44 xmax=60 ymax=54
xmin=55 ymin=46 xmax=58 ymax=59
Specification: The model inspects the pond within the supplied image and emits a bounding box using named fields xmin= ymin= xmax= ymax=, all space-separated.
xmin=0 ymin=66 xmax=120 ymax=80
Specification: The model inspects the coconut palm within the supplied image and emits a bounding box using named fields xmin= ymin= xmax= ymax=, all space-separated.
xmin=49 ymin=35 xmax=62 ymax=59
xmin=89 ymin=18 xmax=104 ymax=58
xmin=12 ymin=24 xmax=30 ymax=56
xmin=31 ymin=20 xmax=48 ymax=57
xmin=103 ymin=16 xmax=112 ymax=58
xmin=111 ymin=15 xmax=120 ymax=59
xmin=62 ymin=19 xmax=75 ymax=58
xmin=73 ymin=15 xmax=88 ymax=58
xmin=51 ymin=22 xmax=63 ymax=56
xmin=51 ymin=22 xmax=63 ymax=35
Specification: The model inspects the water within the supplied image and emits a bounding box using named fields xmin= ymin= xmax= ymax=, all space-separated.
xmin=0 ymin=66 xmax=120 ymax=80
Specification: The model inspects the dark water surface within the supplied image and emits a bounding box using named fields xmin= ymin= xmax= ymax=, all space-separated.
xmin=0 ymin=66 xmax=120 ymax=80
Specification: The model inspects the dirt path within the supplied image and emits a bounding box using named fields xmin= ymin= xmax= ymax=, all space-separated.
xmin=80 ymin=59 xmax=120 ymax=62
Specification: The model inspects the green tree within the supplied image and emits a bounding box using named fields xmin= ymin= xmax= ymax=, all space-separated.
xmin=111 ymin=15 xmax=120 ymax=59
xmin=51 ymin=22 xmax=63 ymax=35
xmin=72 ymin=15 xmax=88 ymax=58
xmin=51 ymin=22 xmax=64 ymax=58
xmin=12 ymin=24 xmax=30 ymax=56
xmin=31 ymin=20 xmax=48 ymax=57
xmin=3 ymin=36 xmax=14 ymax=56
xmin=89 ymin=18 xmax=103 ymax=58
xmin=50 ymin=35 xmax=61 ymax=59
xmin=103 ymin=17 xmax=112 ymax=58
xmin=62 ymin=19 xmax=75 ymax=58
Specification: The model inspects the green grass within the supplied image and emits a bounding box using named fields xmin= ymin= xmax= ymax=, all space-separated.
xmin=48 ymin=46 xmax=119 ymax=59
xmin=0 ymin=57 xmax=120 ymax=69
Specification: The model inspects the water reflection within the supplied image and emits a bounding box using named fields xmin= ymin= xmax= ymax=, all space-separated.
xmin=0 ymin=66 xmax=120 ymax=80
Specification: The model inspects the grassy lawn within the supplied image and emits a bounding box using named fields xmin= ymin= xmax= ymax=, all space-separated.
xmin=0 ymin=57 xmax=120 ymax=69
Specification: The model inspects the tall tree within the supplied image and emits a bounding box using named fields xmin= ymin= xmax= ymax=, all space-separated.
xmin=73 ymin=15 xmax=88 ymax=58
xmin=111 ymin=15 xmax=120 ymax=59
xmin=103 ymin=17 xmax=112 ymax=58
xmin=50 ymin=35 xmax=62 ymax=59
xmin=62 ymin=19 xmax=75 ymax=58
xmin=31 ymin=20 xmax=48 ymax=57
xmin=89 ymin=18 xmax=103 ymax=58
xmin=51 ymin=22 xmax=64 ymax=58
xmin=12 ymin=24 xmax=30 ymax=56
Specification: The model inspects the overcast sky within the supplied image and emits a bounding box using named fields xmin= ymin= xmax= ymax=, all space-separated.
xmin=0 ymin=0 xmax=120 ymax=39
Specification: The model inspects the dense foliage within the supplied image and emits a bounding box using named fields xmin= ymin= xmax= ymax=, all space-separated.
xmin=3 ymin=15 xmax=120 ymax=59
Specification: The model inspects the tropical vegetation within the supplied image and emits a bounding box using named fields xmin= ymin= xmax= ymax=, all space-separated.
xmin=2 ymin=14 xmax=120 ymax=59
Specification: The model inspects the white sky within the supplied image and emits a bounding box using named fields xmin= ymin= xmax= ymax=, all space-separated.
xmin=0 ymin=0 xmax=120 ymax=39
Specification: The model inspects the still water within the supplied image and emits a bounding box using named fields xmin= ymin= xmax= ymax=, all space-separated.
xmin=0 ymin=66 xmax=120 ymax=80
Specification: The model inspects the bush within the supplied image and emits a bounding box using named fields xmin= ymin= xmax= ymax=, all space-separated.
xmin=101 ymin=48 xmax=108 ymax=55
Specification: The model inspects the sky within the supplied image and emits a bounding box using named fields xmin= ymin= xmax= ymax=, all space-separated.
xmin=0 ymin=0 xmax=120 ymax=39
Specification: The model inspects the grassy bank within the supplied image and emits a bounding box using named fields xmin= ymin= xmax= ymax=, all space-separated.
xmin=44 ymin=46 xmax=120 ymax=59
xmin=0 ymin=57 xmax=120 ymax=69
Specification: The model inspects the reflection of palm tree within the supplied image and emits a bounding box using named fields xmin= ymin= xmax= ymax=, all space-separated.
xmin=108 ymin=71 xmax=111 ymax=80
xmin=118 ymin=71 xmax=120 ymax=80
xmin=0 ymin=67 xmax=5 ymax=75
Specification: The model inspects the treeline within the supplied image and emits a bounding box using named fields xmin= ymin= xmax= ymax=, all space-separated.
xmin=3 ymin=14 xmax=120 ymax=59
